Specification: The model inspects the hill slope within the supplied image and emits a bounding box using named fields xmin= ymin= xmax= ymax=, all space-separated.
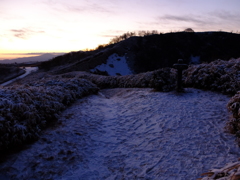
xmin=39 ymin=31 xmax=240 ymax=75
xmin=0 ymin=65 xmax=25 ymax=84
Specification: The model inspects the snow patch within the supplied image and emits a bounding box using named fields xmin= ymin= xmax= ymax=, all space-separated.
xmin=90 ymin=53 xmax=133 ymax=76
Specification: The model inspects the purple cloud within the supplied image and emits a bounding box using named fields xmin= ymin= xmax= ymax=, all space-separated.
xmin=10 ymin=29 xmax=45 ymax=39
xmin=158 ymin=14 xmax=205 ymax=25
xmin=43 ymin=0 xmax=112 ymax=14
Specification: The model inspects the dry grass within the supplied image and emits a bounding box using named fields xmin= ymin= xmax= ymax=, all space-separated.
xmin=226 ymin=92 xmax=240 ymax=145
xmin=199 ymin=161 xmax=240 ymax=180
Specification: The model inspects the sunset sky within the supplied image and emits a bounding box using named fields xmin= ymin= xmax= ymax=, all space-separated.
xmin=1 ymin=0 xmax=240 ymax=60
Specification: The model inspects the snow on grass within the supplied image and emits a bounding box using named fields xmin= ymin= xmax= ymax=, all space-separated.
xmin=184 ymin=58 xmax=240 ymax=94
xmin=90 ymin=53 xmax=133 ymax=76
xmin=200 ymin=161 xmax=240 ymax=179
xmin=0 ymin=78 xmax=99 ymax=154
xmin=65 ymin=67 xmax=177 ymax=91
xmin=0 ymin=88 xmax=239 ymax=180
xmin=0 ymin=58 xmax=240 ymax=179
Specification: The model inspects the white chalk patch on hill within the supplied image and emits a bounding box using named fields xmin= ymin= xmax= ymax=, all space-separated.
xmin=90 ymin=53 xmax=133 ymax=75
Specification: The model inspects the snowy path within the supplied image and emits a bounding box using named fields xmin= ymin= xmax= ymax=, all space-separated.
xmin=0 ymin=88 xmax=239 ymax=180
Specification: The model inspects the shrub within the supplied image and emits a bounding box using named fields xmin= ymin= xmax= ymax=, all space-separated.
xmin=0 ymin=78 xmax=98 ymax=154
xmin=63 ymin=67 xmax=177 ymax=91
xmin=184 ymin=58 xmax=240 ymax=94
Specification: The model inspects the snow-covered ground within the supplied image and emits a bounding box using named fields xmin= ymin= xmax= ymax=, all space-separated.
xmin=90 ymin=53 xmax=133 ymax=75
xmin=0 ymin=88 xmax=239 ymax=180
xmin=1 ymin=67 xmax=38 ymax=86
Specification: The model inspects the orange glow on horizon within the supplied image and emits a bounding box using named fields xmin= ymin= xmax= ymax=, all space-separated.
xmin=1 ymin=0 xmax=240 ymax=59
xmin=0 ymin=54 xmax=41 ymax=60
xmin=0 ymin=31 xmax=112 ymax=60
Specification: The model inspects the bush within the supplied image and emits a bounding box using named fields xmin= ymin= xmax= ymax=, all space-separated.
xmin=0 ymin=78 xmax=98 ymax=154
xmin=63 ymin=67 xmax=177 ymax=91
xmin=226 ymin=92 xmax=240 ymax=145
xmin=184 ymin=58 xmax=240 ymax=94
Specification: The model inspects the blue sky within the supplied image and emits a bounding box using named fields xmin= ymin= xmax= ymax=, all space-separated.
xmin=0 ymin=0 xmax=240 ymax=59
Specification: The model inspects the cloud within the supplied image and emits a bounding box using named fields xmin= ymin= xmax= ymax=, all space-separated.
xmin=210 ymin=10 xmax=240 ymax=22
xmin=154 ymin=11 xmax=240 ymax=31
xmin=67 ymin=3 xmax=112 ymax=14
xmin=10 ymin=28 xmax=45 ymax=39
xmin=10 ymin=29 xmax=28 ymax=39
xmin=157 ymin=14 xmax=205 ymax=25
xmin=42 ymin=0 xmax=112 ymax=15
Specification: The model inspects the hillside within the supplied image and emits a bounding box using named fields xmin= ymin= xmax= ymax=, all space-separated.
xmin=0 ymin=64 xmax=25 ymax=84
xmin=39 ymin=31 xmax=240 ymax=75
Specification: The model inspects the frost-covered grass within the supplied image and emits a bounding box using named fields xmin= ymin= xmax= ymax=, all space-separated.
xmin=1 ymin=57 xmax=240 ymax=178
xmin=0 ymin=67 xmax=177 ymax=155
xmin=63 ymin=58 xmax=240 ymax=95
xmin=1 ymin=58 xmax=239 ymax=156
xmin=184 ymin=58 xmax=240 ymax=180
xmin=199 ymin=161 xmax=240 ymax=180
xmin=63 ymin=58 xmax=240 ymax=146
xmin=226 ymin=92 xmax=240 ymax=144
xmin=0 ymin=78 xmax=98 ymax=154
xmin=63 ymin=67 xmax=177 ymax=92
xmin=184 ymin=58 xmax=240 ymax=94
xmin=61 ymin=59 xmax=240 ymax=142
xmin=184 ymin=58 xmax=240 ymax=141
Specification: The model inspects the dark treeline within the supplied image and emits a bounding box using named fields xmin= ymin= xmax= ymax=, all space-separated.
xmin=78 ymin=31 xmax=162 ymax=52
xmin=94 ymin=30 xmax=162 ymax=50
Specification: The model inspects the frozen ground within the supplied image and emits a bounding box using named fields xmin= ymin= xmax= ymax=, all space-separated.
xmin=0 ymin=88 xmax=239 ymax=180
